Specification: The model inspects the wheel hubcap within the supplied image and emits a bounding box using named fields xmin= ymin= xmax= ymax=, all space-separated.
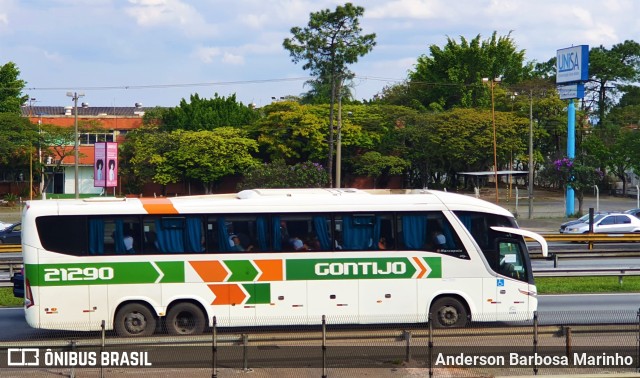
xmin=439 ymin=305 xmax=459 ymax=326
xmin=125 ymin=312 xmax=147 ymax=334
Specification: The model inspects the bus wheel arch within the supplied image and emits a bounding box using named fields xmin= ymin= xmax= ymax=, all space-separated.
xmin=429 ymin=295 xmax=469 ymax=328
xmin=165 ymin=300 xmax=207 ymax=336
xmin=114 ymin=301 xmax=158 ymax=337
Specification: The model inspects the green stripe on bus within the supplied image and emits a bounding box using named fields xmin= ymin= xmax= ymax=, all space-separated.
xmin=156 ymin=261 xmax=185 ymax=283
xmin=285 ymin=257 xmax=442 ymax=280
xmin=26 ymin=262 xmax=186 ymax=286
xmin=225 ymin=260 xmax=259 ymax=282
xmin=243 ymin=283 xmax=271 ymax=304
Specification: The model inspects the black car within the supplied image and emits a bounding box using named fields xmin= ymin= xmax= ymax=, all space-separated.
xmin=624 ymin=208 xmax=640 ymax=219
xmin=0 ymin=222 xmax=21 ymax=244
xmin=11 ymin=269 xmax=24 ymax=298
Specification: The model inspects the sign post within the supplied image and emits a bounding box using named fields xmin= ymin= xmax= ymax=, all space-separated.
xmin=556 ymin=45 xmax=588 ymax=217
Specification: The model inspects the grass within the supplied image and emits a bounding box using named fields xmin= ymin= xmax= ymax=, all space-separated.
xmin=1 ymin=277 xmax=639 ymax=308
xmin=0 ymin=287 xmax=23 ymax=307
xmin=536 ymin=276 xmax=640 ymax=294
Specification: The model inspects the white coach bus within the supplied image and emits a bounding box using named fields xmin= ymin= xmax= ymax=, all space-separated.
xmin=20 ymin=188 xmax=547 ymax=337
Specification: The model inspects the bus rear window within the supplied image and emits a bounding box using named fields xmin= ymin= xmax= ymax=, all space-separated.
xmin=36 ymin=216 xmax=88 ymax=256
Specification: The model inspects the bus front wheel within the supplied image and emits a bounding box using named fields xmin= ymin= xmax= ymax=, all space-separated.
xmin=430 ymin=297 xmax=468 ymax=328
xmin=165 ymin=302 xmax=206 ymax=336
xmin=114 ymin=303 xmax=157 ymax=337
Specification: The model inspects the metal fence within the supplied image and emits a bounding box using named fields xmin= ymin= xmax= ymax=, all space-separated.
xmin=1 ymin=311 xmax=640 ymax=377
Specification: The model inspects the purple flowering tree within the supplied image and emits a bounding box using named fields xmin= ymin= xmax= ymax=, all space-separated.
xmin=553 ymin=157 xmax=604 ymax=216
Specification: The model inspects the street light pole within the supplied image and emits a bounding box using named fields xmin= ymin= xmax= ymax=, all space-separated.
xmin=66 ymin=91 xmax=85 ymax=199
xmin=528 ymin=90 xmax=534 ymax=219
xmin=336 ymin=91 xmax=342 ymax=188
xmin=483 ymin=78 xmax=500 ymax=204
xmin=28 ymin=98 xmax=36 ymax=200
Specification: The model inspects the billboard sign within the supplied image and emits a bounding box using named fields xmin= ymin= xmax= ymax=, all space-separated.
xmin=94 ymin=142 xmax=118 ymax=188
xmin=556 ymin=45 xmax=589 ymax=84
xmin=557 ymin=83 xmax=585 ymax=100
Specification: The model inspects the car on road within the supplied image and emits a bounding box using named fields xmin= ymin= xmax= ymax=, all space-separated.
xmin=563 ymin=213 xmax=640 ymax=234
xmin=559 ymin=212 xmax=610 ymax=233
xmin=0 ymin=222 xmax=21 ymax=244
xmin=624 ymin=208 xmax=640 ymax=219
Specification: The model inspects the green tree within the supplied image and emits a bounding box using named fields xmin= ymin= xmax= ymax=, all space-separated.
xmin=123 ymin=127 xmax=259 ymax=195
xmin=398 ymin=31 xmax=532 ymax=110
xmin=239 ymin=160 xmax=329 ymax=189
xmin=0 ymin=113 xmax=34 ymax=166
xmin=588 ymin=41 xmax=640 ymax=125
xmin=119 ymin=125 xmax=166 ymax=194
xmin=352 ymin=151 xmax=408 ymax=188
xmin=583 ymin=126 xmax=640 ymax=196
xmin=0 ymin=113 xmax=36 ymax=196
xmin=169 ymin=128 xmax=259 ymax=194
xmin=249 ymin=101 xmax=329 ymax=164
xmin=283 ymin=2 xmax=376 ymax=187
xmin=404 ymin=108 xmax=527 ymax=188
xmin=0 ymin=62 xmax=28 ymax=114
xmin=143 ymin=93 xmax=259 ymax=132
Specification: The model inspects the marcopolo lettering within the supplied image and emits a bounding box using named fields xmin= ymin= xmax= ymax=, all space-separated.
xmin=314 ymin=261 xmax=406 ymax=276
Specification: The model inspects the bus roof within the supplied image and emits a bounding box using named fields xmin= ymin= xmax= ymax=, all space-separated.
xmin=23 ymin=188 xmax=514 ymax=218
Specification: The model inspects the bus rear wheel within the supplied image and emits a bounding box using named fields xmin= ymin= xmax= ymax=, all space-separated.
xmin=430 ymin=297 xmax=468 ymax=328
xmin=166 ymin=302 xmax=206 ymax=336
xmin=114 ymin=303 xmax=157 ymax=337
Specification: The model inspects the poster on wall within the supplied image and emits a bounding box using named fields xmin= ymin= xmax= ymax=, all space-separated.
xmin=94 ymin=142 xmax=118 ymax=188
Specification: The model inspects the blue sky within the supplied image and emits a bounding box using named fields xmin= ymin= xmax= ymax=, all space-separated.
xmin=1 ymin=0 xmax=637 ymax=108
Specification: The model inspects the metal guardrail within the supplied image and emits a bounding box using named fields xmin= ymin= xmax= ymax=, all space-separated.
xmin=0 ymin=244 xmax=21 ymax=253
xmin=527 ymin=232 xmax=640 ymax=249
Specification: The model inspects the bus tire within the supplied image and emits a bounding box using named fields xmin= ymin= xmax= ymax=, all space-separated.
xmin=430 ymin=297 xmax=468 ymax=328
xmin=165 ymin=302 xmax=206 ymax=336
xmin=114 ymin=303 xmax=157 ymax=337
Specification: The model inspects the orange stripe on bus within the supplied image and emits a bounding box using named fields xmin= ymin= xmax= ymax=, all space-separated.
xmin=189 ymin=261 xmax=229 ymax=282
xmin=208 ymin=284 xmax=246 ymax=305
xmin=139 ymin=198 xmax=179 ymax=214
xmin=413 ymin=257 xmax=427 ymax=279
xmin=254 ymin=259 xmax=284 ymax=281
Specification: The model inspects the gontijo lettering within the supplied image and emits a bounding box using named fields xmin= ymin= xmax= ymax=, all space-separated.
xmin=315 ymin=261 xmax=406 ymax=276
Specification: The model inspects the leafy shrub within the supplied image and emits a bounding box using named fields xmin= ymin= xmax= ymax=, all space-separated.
xmin=239 ymin=160 xmax=329 ymax=189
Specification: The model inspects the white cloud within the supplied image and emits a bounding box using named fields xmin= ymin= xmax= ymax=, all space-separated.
xmin=367 ymin=0 xmax=443 ymax=19
xmin=222 ymin=52 xmax=244 ymax=65
xmin=193 ymin=47 xmax=244 ymax=65
xmin=125 ymin=0 xmax=217 ymax=38
xmin=193 ymin=46 xmax=221 ymax=63
xmin=239 ymin=13 xmax=269 ymax=29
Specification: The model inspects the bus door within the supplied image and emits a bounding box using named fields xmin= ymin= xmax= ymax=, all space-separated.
xmin=494 ymin=238 xmax=531 ymax=321
xmin=491 ymin=226 xmax=547 ymax=318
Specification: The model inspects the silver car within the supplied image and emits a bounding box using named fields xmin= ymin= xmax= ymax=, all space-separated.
xmin=563 ymin=213 xmax=640 ymax=234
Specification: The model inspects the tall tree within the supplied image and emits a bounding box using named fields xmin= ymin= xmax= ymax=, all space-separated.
xmin=0 ymin=62 xmax=28 ymax=114
xmin=283 ymin=2 xmax=376 ymax=187
xmin=587 ymin=40 xmax=640 ymax=125
xmin=402 ymin=31 xmax=532 ymax=111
